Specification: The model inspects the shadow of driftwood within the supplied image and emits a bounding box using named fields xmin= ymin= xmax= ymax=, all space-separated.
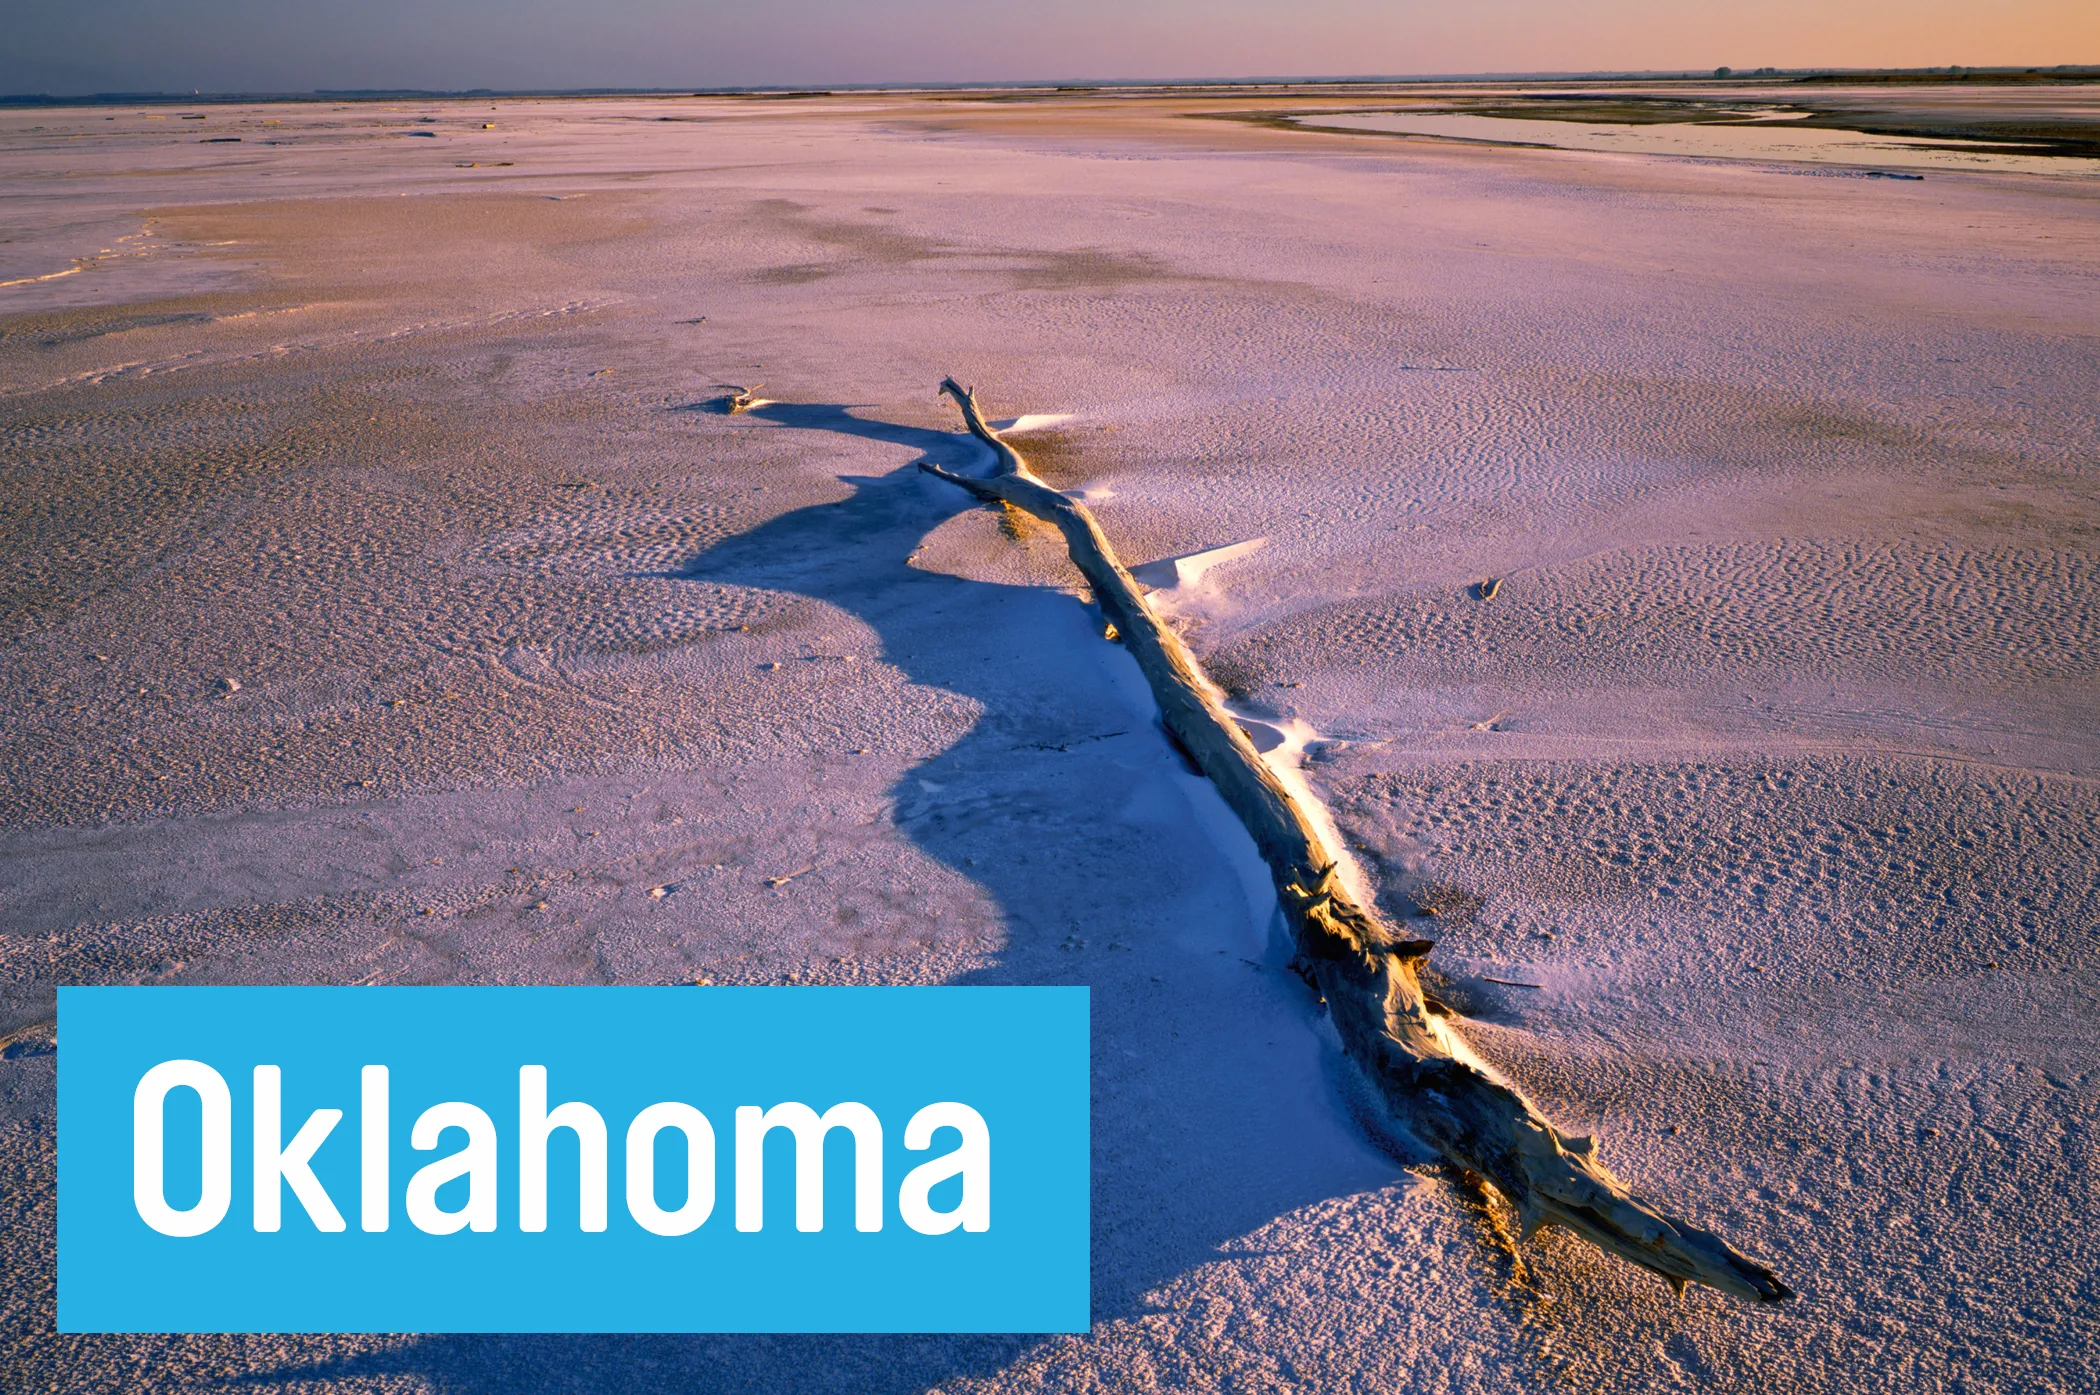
xmin=233 ymin=402 xmax=1394 ymax=1394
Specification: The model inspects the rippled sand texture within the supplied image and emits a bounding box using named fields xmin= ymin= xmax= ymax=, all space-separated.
xmin=2 ymin=91 xmax=2097 ymax=1392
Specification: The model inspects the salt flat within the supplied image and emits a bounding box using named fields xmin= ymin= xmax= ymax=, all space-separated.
xmin=1 ymin=88 xmax=2095 ymax=1392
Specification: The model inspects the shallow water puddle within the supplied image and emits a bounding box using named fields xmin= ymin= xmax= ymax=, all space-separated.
xmin=1296 ymin=110 xmax=2100 ymax=177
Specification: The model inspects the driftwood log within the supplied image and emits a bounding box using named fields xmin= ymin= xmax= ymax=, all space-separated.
xmin=920 ymin=378 xmax=1790 ymax=1304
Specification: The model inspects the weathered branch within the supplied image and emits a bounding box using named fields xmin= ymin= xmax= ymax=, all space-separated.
xmin=921 ymin=378 xmax=1791 ymax=1304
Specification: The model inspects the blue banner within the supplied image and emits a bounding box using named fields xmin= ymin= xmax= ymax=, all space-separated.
xmin=58 ymin=986 xmax=1089 ymax=1333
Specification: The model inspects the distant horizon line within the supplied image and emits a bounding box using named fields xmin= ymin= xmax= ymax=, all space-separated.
xmin=6 ymin=62 xmax=2098 ymax=106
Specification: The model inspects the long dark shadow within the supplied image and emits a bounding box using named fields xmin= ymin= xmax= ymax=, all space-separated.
xmin=238 ymin=402 xmax=1394 ymax=1394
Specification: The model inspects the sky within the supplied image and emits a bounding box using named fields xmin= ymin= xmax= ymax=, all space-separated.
xmin=6 ymin=0 xmax=2096 ymax=96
